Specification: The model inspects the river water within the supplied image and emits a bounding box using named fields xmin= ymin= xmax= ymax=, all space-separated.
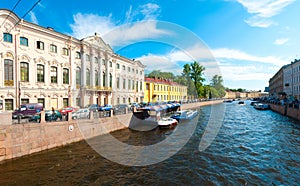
xmin=0 ymin=101 xmax=300 ymax=185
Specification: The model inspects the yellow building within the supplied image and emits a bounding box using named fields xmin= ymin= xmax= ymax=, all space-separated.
xmin=144 ymin=77 xmax=187 ymax=103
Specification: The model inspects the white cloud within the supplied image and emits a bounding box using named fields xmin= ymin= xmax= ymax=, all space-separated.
xmin=236 ymin=0 xmax=295 ymax=27
xmin=137 ymin=54 xmax=182 ymax=74
xmin=274 ymin=38 xmax=289 ymax=45
xmin=70 ymin=13 xmax=116 ymax=39
xmin=140 ymin=3 xmax=160 ymax=20
xmin=29 ymin=11 xmax=38 ymax=24
xmin=103 ymin=21 xmax=171 ymax=47
xmin=69 ymin=3 xmax=166 ymax=44
xmin=212 ymin=48 xmax=287 ymax=66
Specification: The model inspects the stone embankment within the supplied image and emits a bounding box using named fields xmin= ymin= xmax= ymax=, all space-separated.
xmin=0 ymin=100 xmax=223 ymax=162
xmin=269 ymin=102 xmax=300 ymax=120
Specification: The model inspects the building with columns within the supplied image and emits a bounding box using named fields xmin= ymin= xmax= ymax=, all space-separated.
xmin=0 ymin=9 xmax=144 ymax=111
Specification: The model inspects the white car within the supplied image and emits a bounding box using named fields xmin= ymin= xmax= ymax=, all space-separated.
xmin=72 ymin=108 xmax=90 ymax=119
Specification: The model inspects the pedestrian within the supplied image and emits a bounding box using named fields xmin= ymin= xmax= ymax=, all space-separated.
xmin=52 ymin=107 xmax=55 ymax=121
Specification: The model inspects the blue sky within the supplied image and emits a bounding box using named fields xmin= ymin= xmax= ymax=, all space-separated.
xmin=1 ymin=0 xmax=300 ymax=91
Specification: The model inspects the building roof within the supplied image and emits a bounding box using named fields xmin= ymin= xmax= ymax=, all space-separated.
xmin=145 ymin=77 xmax=186 ymax=87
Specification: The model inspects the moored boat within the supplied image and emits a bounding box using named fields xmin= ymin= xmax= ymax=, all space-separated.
xmin=171 ymin=110 xmax=199 ymax=121
xmin=254 ymin=103 xmax=269 ymax=110
xmin=158 ymin=117 xmax=178 ymax=128
xmin=238 ymin=101 xmax=245 ymax=105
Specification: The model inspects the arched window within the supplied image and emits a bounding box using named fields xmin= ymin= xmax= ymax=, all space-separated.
xmin=37 ymin=64 xmax=44 ymax=82
xmin=63 ymin=68 xmax=69 ymax=84
xmin=76 ymin=67 xmax=81 ymax=85
xmin=102 ymin=72 xmax=106 ymax=86
xmin=4 ymin=59 xmax=13 ymax=86
xmin=20 ymin=62 xmax=29 ymax=82
xmin=94 ymin=57 xmax=98 ymax=63
xmin=95 ymin=70 xmax=99 ymax=86
xmin=86 ymin=69 xmax=90 ymax=85
xmin=109 ymin=73 xmax=112 ymax=87
xmin=50 ymin=66 xmax=57 ymax=83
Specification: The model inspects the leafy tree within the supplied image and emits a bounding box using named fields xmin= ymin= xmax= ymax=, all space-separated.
xmin=183 ymin=61 xmax=205 ymax=97
xmin=210 ymin=75 xmax=226 ymax=98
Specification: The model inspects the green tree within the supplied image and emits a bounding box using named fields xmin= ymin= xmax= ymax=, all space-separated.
xmin=210 ymin=75 xmax=226 ymax=98
xmin=183 ymin=61 xmax=205 ymax=97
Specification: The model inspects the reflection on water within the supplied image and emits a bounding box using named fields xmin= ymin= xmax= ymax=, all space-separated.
xmin=0 ymin=101 xmax=300 ymax=185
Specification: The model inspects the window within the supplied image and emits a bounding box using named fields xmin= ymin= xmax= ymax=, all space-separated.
xmin=37 ymin=98 xmax=45 ymax=108
xmin=95 ymin=70 xmax=99 ymax=86
xmin=132 ymin=68 xmax=134 ymax=73
xmin=123 ymin=79 xmax=126 ymax=89
xmin=146 ymin=84 xmax=149 ymax=90
xmin=117 ymin=63 xmax=120 ymax=69
xmin=128 ymin=79 xmax=131 ymax=90
xmin=128 ymin=67 xmax=130 ymax=72
xmin=37 ymin=64 xmax=44 ymax=82
xmin=63 ymin=98 xmax=69 ymax=107
xmin=94 ymin=57 xmax=98 ymax=63
xmin=136 ymin=81 xmax=138 ymax=91
xmin=75 ymin=51 xmax=81 ymax=59
xmin=86 ymin=69 xmax=90 ymax=85
xmin=117 ymin=77 xmax=120 ymax=89
xmin=123 ymin=97 xmax=126 ymax=104
xmin=132 ymin=80 xmax=134 ymax=90
xmin=4 ymin=59 xmax=13 ymax=86
xmin=122 ymin=65 xmax=125 ymax=70
xmin=103 ymin=72 xmax=106 ymax=86
xmin=20 ymin=37 xmax=28 ymax=46
xmin=109 ymin=61 xmax=112 ymax=67
xmin=102 ymin=59 xmax=105 ymax=65
xmin=63 ymin=68 xmax=69 ymax=84
xmin=3 ymin=33 xmax=12 ymax=43
xmin=50 ymin=66 xmax=57 ymax=83
xmin=20 ymin=62 xmax=29 ymax=82
xmin=62 ymin=47 xmax=69 ymax=56
xmin=76 ymin=67 xmax=81 ymax=85
xmin=21 ymin=99 xmax=29 ymax=105
xmin=140 ymin=81 xmax=142 ymax=91
xmin=5 ymin=99 xmax=13 ymax=111
xmin=136 ymin=69 xmax=138 ymax=74
xmin=109 ymin=73 xmax=112 ymax=87
xmin=50 ymin=44 xmax=57 ymax=53
xmin=37 ymin=41 xmax=44 ymax=50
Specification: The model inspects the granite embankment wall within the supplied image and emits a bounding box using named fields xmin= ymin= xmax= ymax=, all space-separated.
xmin=0 ymin=100 xmax=223 ymax=162
xmin=269 ymin=103 xmax=300 ymax=120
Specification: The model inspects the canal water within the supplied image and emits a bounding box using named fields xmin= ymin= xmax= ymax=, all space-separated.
xmin=0 ymin=101 xmax=300 ymax=185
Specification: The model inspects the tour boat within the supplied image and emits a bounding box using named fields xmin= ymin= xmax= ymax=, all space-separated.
xmin=254 ymin=103 xmax=269 ymax=110
xmin=158 ymin=117 xmax=178 ymax=129
xmin=170 ymin=110 xmax=199 ymax=121
xmin=238 ymin=101 xmax=245 ymax=105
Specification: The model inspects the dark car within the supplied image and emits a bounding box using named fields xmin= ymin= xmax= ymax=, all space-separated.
xmin=86 ymin=104 xmax=99 ymax=111
xmin=12 ymin=103 xmax=44 ymax=119
xmin=30 ymin=110 xmax=62 ymax=122
xmin=99 ymin=104 xmax=113 ymax=111
xmin=113 ymin=104 xmax=129 ymax=114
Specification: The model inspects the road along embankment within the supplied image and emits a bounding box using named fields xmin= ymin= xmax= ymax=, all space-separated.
xmin=0 ymin=100 xmax=223 ymax=162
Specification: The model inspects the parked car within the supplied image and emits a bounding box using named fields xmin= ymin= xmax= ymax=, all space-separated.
xmin=30 ymin=110 xmax=62 ymax=122
xmin=59 ymin=107 xmax=77 ymax=115
xmin=113 ymin=104 xmax=129 ymax=114
xmin=12 ymin=103 xmax=44 ymax=119
xmin=98 ymin=104 xmax=113 ymax=111
xmin=85 ymin=104 xmax=99 ymax=111
xmin=72 ymin=108 xmax=90 ymax=119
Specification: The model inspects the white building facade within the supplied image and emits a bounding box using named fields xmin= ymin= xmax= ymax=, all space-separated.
xmin=0 ymin=9 xmax=144 ymax=111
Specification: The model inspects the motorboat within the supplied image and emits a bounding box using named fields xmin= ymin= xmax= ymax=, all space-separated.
xmin=238 ymin=101 xmax=245 ymax=105
xmin=171 ymin=110 xmax=199 ymax=121
xmin=254 ymin=103 xmax=269 ymax=110
xmin=158 ymin=117 xmax=178 ymax=129
xmin=250 ymin=101 xmax=260 ymax=106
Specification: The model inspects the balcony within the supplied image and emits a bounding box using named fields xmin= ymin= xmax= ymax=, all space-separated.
xmin=4 ymin=80 xmax=14 ymax=86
